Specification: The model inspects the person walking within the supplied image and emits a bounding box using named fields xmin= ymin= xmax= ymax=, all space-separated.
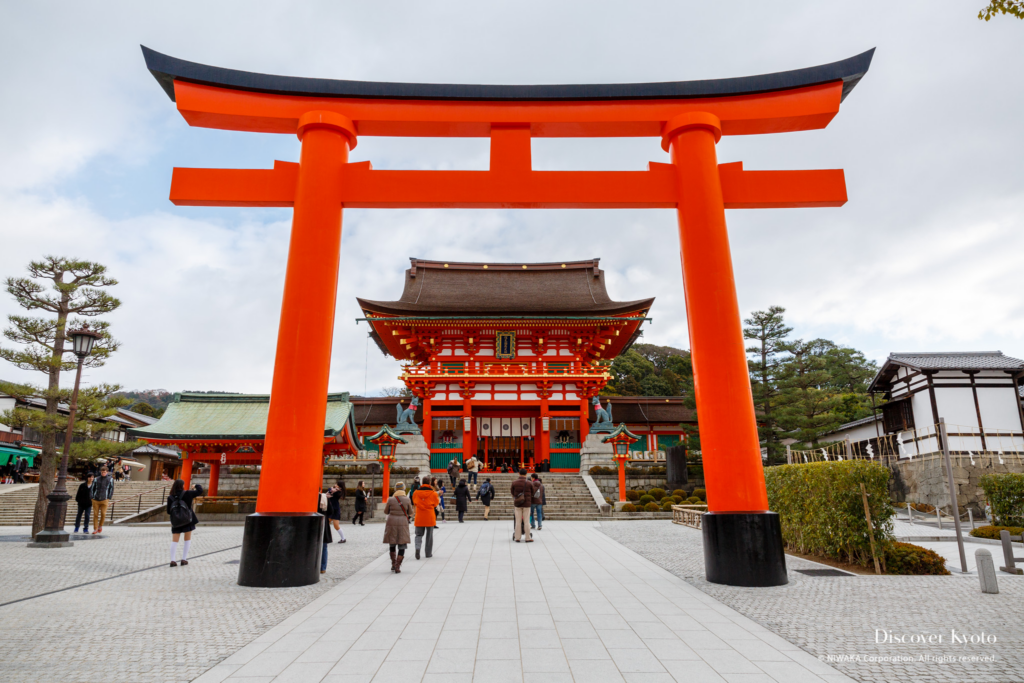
xmin=14 ymin=456 xmax=27 ymax=483
xmin=477 ymin=478 xmax=495 ymax=520
xmin=74 ymin=473 xmax=94 ymax=533
xmin=90 ymin=465 xmax=115 ymax=534
xmin=352 ymin=480 xmax=367 ymax=526
xmin=465 ymin=455 xmax=480 ymax=486
xmin=412 ymin=478 xmax=439 ymax=559
xmin=530 ymin=474 xmax=545 ymax=531
xmin=167 ymin=479 xmax=204 ymax=567
xmin=510 ymin=468 xmax=533 ymax=543
xmin=436 ymin=480 xmax=447 ymax=524
xmin=454 ymin=479 xmax=470 ymax=523
xmin=327 ymin=482 xmax=346 ymax=543
xmin=383 ymin=482 xmax=412 ymax=572
xmin=447 ymin=459 xmax=459 ymax=488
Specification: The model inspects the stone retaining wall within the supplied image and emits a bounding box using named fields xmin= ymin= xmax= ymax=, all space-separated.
xmin=890 ymin=456 xmax=1024 ymax=515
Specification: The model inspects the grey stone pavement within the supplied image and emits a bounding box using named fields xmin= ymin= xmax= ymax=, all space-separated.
xmin=600 ymin=521 xmax=1024 ymax=683
xmin=0 ymin=523 xmax=385 ymax=683
xmin=205 ymin=521 xmax=853 ymax=683
xmin=1 ymin=519 xmax=1020 ymax=683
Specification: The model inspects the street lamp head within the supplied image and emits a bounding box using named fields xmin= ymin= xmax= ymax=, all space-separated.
xmin=380 ymin=443 xmax=393 ymax=458
xmin=69 ymin=325 xmax=101 ymax=358
xmin=616 ymin=443 xmax=628 ymax=456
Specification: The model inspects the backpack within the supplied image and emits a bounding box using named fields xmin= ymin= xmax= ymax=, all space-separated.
xmin=168 ymin=495 xmax=192 ymax=528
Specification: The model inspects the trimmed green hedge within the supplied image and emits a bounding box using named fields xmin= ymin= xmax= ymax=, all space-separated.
xmin=884 ymin=542 xmax=949 ymax=575
xmin=766 ymin=460 xmax=894 ymax=568
xmin=672 ymin=489 xmax=686 ymax=498
xmin=621 ymin=503 xmax=637 ymax=512
xmin=643 ymin=502 xmax=661 ymax=512
xmin=692 ymin=488 xmax=706 ymax=501
xmin=625 ymin=490 xmax=640 ymax=502
xmin=980 ymin=473 xmax=1024 ymax=526
xmin=648 ymin=488 xmax=666 ymax=501
xmin=970 ymin=525 xmax=1024 ymax=540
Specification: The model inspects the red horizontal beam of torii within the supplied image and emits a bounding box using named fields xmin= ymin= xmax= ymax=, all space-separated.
xmin=170 ymin=160 xmax=845 ymax=209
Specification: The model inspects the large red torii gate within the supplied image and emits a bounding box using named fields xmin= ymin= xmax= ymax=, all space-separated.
xmin=143 ymin=46 xmax=873 ymax=587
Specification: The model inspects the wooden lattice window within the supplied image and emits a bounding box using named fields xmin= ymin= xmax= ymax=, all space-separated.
xmin=882 ymin=399 xmax=915 ymax=434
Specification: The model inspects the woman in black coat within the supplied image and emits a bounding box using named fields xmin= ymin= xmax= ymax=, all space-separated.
xmin=167 ymin=479 xmax=204 ymax=567
xmin=74 ymin=473 xmax=94 ymax=533
xmin=352 ymin=480 xmax=367 ymax=526
xmin=454 ymin=479 xmax=471 ymax=523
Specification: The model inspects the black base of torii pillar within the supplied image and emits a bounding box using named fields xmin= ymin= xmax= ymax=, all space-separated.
xmin=702 ymin=512 xmax=788 ymax=587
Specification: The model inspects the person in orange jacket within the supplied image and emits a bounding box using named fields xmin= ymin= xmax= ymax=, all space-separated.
xmin=410 ymin=479 xmax=440 ymax=559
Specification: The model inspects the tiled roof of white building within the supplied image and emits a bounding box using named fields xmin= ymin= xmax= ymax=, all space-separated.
xmin=887 ymin=351 xmax=1024 ymax=370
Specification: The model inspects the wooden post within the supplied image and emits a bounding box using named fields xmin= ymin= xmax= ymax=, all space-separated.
xmin=860 ymin=483 xmax=881 ymax=575
xmin=939 ymin=418 xmax=969 ymax=573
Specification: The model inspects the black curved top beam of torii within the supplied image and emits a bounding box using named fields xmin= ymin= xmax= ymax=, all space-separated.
xmin=142 ymin=45 xmax=874 ymax=104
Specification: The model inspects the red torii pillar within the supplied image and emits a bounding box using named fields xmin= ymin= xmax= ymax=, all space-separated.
xmin=142 ymin=45 xmax=873 ymax=588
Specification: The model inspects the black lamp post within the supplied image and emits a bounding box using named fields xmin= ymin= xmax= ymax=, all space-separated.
xmin=30 ymin=324 xmax=101 ymax=548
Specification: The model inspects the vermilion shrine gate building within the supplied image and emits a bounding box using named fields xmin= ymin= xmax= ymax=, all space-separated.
xmin=356 ymin=258 xmax=694 ymax=473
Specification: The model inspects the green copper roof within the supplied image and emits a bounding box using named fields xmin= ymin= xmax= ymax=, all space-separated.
xmin=367 ymin=424 xmax=408 ymax=445
xmin=600 ymin=423 xmax=641 ymax=444
xmin=127 ymin=392 xmax=355 ymax=441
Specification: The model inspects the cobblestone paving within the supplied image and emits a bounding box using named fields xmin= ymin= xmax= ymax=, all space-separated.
xmin=0 ymin=523 xmax=385 ymax=683
xmin=599 ymin=521 xmax=1024 ymax=683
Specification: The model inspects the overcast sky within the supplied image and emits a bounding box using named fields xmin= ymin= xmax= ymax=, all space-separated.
xmin=1 ymin=1 xmax=1021 ymax=397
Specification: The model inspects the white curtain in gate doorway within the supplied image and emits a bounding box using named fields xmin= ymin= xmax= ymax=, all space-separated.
xmin=476 ymin=417 xmax=535 ymax=438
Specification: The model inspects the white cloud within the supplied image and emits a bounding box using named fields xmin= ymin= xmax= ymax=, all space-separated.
xmin=1 ymin=0 xmax=1022 ymax=396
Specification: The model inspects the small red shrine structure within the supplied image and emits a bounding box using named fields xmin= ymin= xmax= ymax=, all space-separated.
xmin=359 ymin=258 xmax=652 ymax=473
xmin=129 ymin=392 xmax=360 ymax=496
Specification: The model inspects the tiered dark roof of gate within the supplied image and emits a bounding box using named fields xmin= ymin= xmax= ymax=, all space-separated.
xmin=357 ymin=259 xmax=653 ymax=318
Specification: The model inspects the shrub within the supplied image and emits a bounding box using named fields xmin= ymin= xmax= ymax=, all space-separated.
xmin=643 ymin=502 xmax=661 ymax=512
xmin=638 ymin=495 xmax=655 ymax=506
xmin=692 ymin=488 xmax=706 ymax=501
xmin=625 ymin=490 xmax=641 ymax=502
xmin=649 ymin=466 xmax=667 ymax=475
xmin=672 ymin=489 xmax=686 ymax=498
xmin=661 ymin=499 xmax=675 ymax=511
xmin=765 ymin=460 xmax=895 ymax=568
xmin=589 ymin=466 xmax=615 ymax=475
xmin=671 ymin=495 xmax=683 ymax=504
xmin=621 ymin=503 xmax=637 ymax=512
xmin=648 ymin=488 xmax=667 ymax=501
xmin=686 ymin=497 xmax=702 ymax=504
xmin=970 ymin=525 xmax=1024 ymax=540
xmin=981 ymin=473 xmax=1024 ymax=526
xmin=884 ymin=542 xmax=950 ymax=575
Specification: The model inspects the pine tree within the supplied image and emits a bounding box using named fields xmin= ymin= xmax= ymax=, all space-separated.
xmin=0 ymin=257 xmax=123 ymax=537
xmin=775 ymin=339 xmax=846 ymax=448
xmin=743 ymin=306 xmax=792 ymax=463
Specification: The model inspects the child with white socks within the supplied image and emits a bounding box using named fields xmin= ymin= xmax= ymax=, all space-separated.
xmin=167 ymin=479 xmax=204 ymax=567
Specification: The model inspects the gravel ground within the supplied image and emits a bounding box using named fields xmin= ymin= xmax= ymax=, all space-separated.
xmin=598 ymin=520 xmax=1024 ymax=683
xmin=0 ymin=523 xmax=385 ymax=683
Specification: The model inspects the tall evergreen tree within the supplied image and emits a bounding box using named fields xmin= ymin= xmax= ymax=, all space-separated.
xmin=775 ymin=339 xmax=847 ymax=448
xmin=743 ymin=306 xmax=792 ymax=463
xmin=0 ymin=257 xmax=122 ymax=537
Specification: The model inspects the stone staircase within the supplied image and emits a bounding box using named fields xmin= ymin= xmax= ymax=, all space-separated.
xmin=0 ymin=481 xmax=173 ymax=526
xmin=433 ymin=473 xmax=603 ymax=521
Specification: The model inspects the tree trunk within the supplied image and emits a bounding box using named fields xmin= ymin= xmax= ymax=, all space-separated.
xmin=31 ymin=294 xmax=68 ymax=538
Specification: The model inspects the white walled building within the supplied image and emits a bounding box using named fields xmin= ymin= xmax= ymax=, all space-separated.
xmin=866 ymin=352 xmax=1024 ymax=454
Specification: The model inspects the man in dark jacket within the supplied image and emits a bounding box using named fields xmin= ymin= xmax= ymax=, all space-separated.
xmin=530 ymin=474 xmax=545 ymax=531
xmin=74 ymin=473 xmax=94 ymax=533
xmin=90 ymin=466 xmax=115 ymax=534
xmin=14 ymin=456 xmax=27 ymax=483
xmin=510 ymin=469 xmax=533 ymax=542
xmin=476 ymin=478 xmax=495 ymax=520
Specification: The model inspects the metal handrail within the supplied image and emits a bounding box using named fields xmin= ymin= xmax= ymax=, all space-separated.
xmin=109 ymin=484 xmax=169 ymax=518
